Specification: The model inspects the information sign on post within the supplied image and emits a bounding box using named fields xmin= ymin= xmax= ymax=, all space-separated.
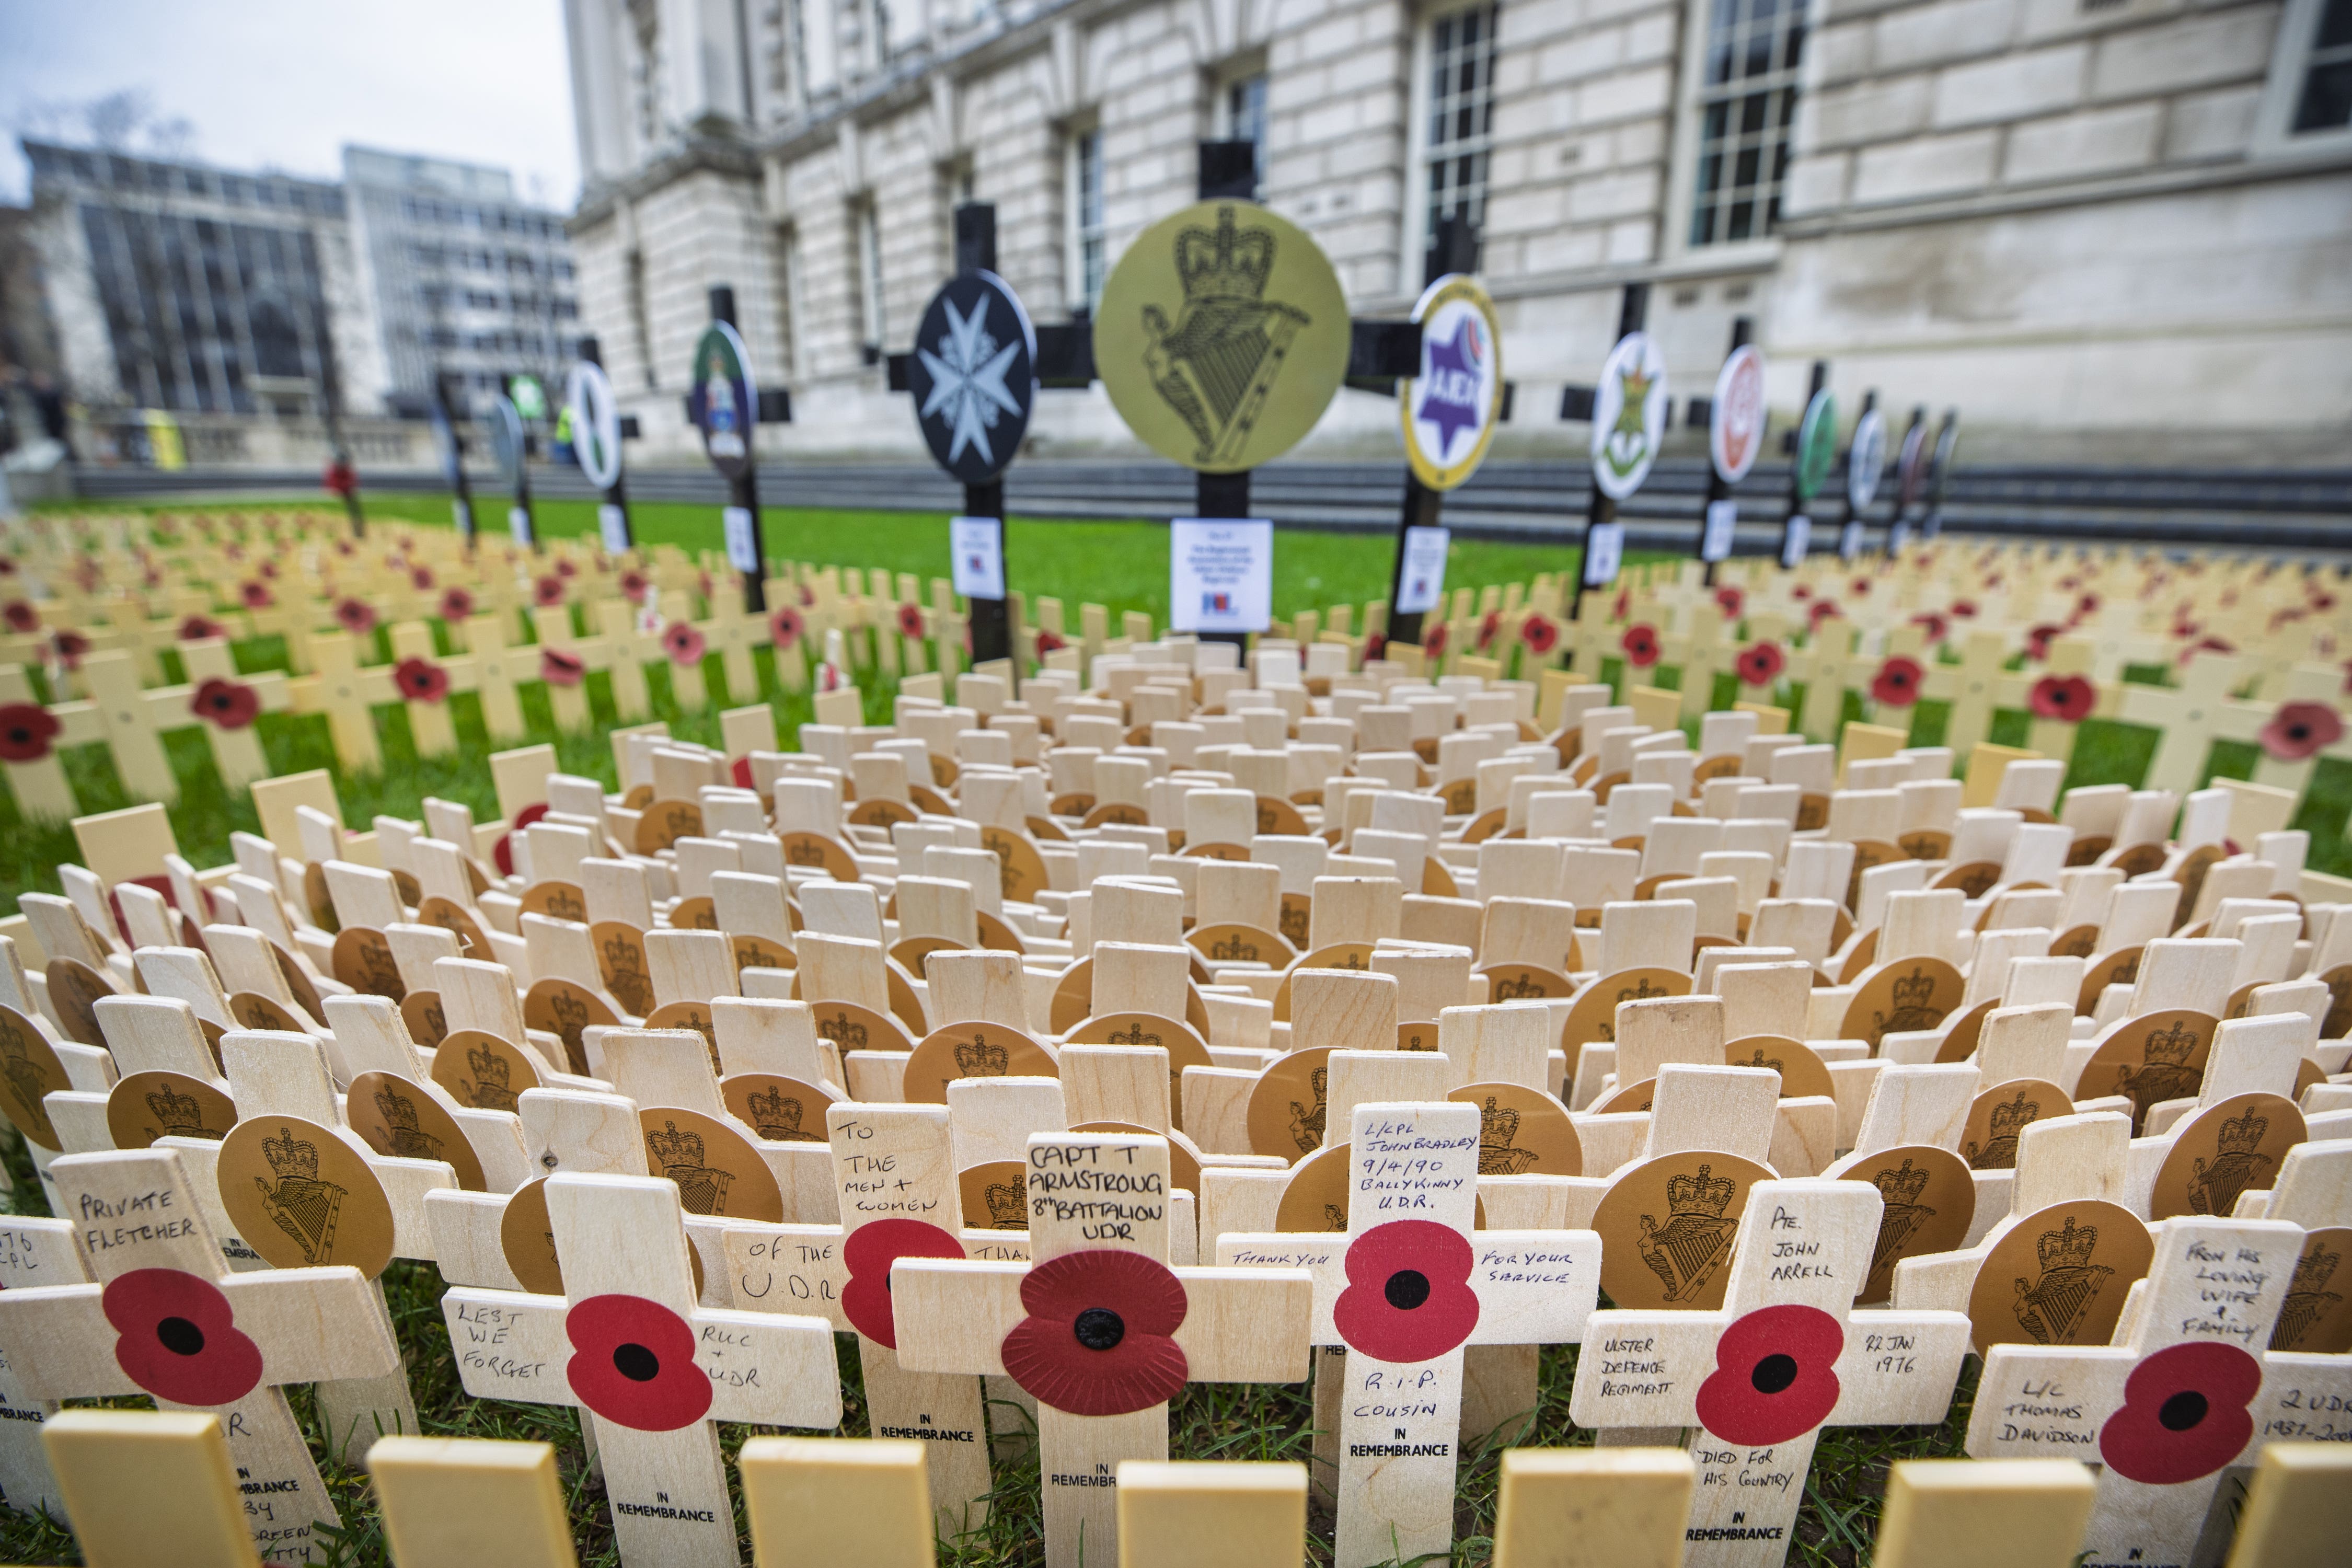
xmin=689 ymin=297 xmax=769 ymax=608
xmin=1169 ymin=517 xmax=1274 ymax=634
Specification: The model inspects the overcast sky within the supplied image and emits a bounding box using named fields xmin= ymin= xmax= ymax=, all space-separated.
xmin=0 ymin=0 xmax=582 ymax=206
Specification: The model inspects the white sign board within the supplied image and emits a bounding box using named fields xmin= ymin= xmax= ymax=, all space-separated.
xmin=508 ymin=506 xmax=533 ymax=546
xmin=598 ymin=503 xmax=630 ymax=552
xmin=1394 ymin=525 xmax=1450 ymax=615
xmin=1581 ymin=520 xmax=1625 ymax=588
xmin=949 ymin=515 xmax=1006 ymax=601
xmin=1780 ymin=513 xmax=1811 ymax=570
xmin=723 ymin=505 xmax=759 ymax=573
xmin=1839 ymin=518 xmax=1863 ymax=560
xmin=1700 ymin=499 xmax=1737 ymax=563
xmin=1170 ymin=518 xmax=1274 ymax=633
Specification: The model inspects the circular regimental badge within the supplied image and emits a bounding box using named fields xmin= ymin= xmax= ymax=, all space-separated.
xmin=1969 ymin=1198 xmax=2154 ymax=1354
xmin=1097 ymin=200 xmax=1350 ymax=474
xmin=1710 ymin=343 xmax=1767 ymax=484
xmin=1399 ymin=274 xmax=1503 ymax=490
xmin=906 ymin=270 xmax=1036 ymax=482
xmin=1589 ymin=331 xmax=1670 ymax=500
xmin=218 ymin=1114 xmax=396 ymax=1279
xmin=1593 ymin=1151 xmax=1775 ymax=1312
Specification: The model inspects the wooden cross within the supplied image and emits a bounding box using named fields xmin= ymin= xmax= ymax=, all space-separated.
xmin=740 ymin=1435 xmax=935 ymax=1568
xmin=1114 ymin=1459 xmax=1311 ymax=1568
xmin=441 ymin=1171 xmax=841 ymax=1568
xmin=718 ymin=1101 xmax=1016 ymax=1536
xmin=1568 ymin=1177 xmax=1974 ymax=1568
xmin=1214 ymin=1099 xmax=1601 ymax=1566
xmin=889 ymin=1127 xmax=1315 ymax=1568
xmin=1491 ymin=1448 xmax=1694 ymax=1568
xmin=1866 ymin=1457 xmax=2096 ymax=1568
xmin=40 ymin=1408 xmax=265 ymax=1568
xmin=365 ymin=1435 xmax=580 ymax=1568
xmin=1965 ymin=1216 xmax=2352 ymax=1566
xmin=0 ymin=1147 xmax=400 ymax=1564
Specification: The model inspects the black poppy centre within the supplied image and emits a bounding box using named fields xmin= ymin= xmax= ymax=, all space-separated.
xmin=1072 ymin=1306 xmax=1126 ymax=1351
xmin=1750 ymin=1352 xmax=1799 ymax=1395
xmin=613 ymin=1341 xmax=662 ymax=1382
xmin=157 ymin=1315 xmax=206 ymax=1356
xmin=2159 ymin=1390 xmax=2208 ymax=1432
xmin=1383 ymin=1269 xmax=1433 ymax=1311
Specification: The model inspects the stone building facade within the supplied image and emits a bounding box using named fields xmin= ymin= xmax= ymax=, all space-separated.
xmin=561 ymin=0 xmax=2352 ymax=463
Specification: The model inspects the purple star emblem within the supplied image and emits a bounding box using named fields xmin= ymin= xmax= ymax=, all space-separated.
xmin=1415 ymin=317 xmax=1483 ymax=462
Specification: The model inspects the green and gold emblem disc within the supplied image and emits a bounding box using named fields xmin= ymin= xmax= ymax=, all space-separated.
xmin=1098 ymin=201 xmax=1350 ymax=473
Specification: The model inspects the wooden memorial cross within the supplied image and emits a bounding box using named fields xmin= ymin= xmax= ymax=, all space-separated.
xmin=1867 ymin=1458 xmax=2097 ymax=1568
xmin=0 ymin=1147 xmax=400 ymax=1563
xmin=719 ymin=1101 xmax=1010 ymax=1535
xmin=366 ymin=1435 xmax=581 ymax=1568
xmin=891 ymin=1127 xmax=1315 ymax=1568
xmin=442 ymin=1172 xmax=841 ymax=1568
xmin=739 ymin=1436 xmax=936 ymax=1568
xmin=41 ymin=1409 xmax=267 ymax=1568
xmin=1965 ymin=1216 xmax=2352 ymax=1565
xmin=0 ymin=1210 xmax=83 ymax=1518
xmin=1218 ymin=1100 xmax=1602 ymax=1566
xmin=1490 ymin=1448 xmax=1696 ymax=1568
xmin=1569 ymin=1178 xmax=1974 ymax=1568
xmin=1114 ymin=1459 xmax=1311 ymax=1568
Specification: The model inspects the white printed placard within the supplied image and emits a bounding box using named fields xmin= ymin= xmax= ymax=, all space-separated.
xmin=724 ymin=505 xmax=760 ymax=572
xmin=1700 ymin=499 xmax=1737 ymax=563
xmin=1839 ymin=518 xmax=1863 ymax=560
xmin=1581 ymin=520 xmax=1625 ymax=589
xmin=452 ymin=499 xmax=472 ymax=538
xmin=1780 ymin=513 xmax=1811 ymax=570
xmin=598 ymin=503 xmax=630 ymax=552
xmin=1395 ymin=525 xmax=1450 ymax=615
xmin=949 ymin=515 xmax=1006 ymax=601
xmin=508 ymin=505 xmax=534 ymax=545
xmin=1170 ymin=518 xmax=1274 ymax=633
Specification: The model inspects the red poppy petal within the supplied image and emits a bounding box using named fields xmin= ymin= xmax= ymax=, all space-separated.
xmin=1019 ymin=1249 xmax=1190 ymax=1337
xmin=1333 ymin=1220 xmax=1480 ymax=1363
xmin=1001 ymin=1310 xmax=1189 ymax=1416
xmin=2097 ymin=1340 xmax=2259 ymax=1484
xmin=564 ymin=1293 xmax=712 ymax=1432
xmin=841 ymin=1219 xmax=964 ymax=1347
xmin=102 ymin=1268 xmax=264 ymax=1406
xmin=1694 ymin=1304 xmax=1843 ymax=1446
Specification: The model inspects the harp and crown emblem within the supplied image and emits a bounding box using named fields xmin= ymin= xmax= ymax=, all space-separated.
xmin=745 ymin=1086 xmax=819 ymax=1143
xmin=1635 ymin=1164 xmax=1739 ymax=1303
xmin=144 ymin=1082 xmax=216 ymax=1141
xmin=2115 ymin=1019 xmax=2204 ymax=1126
xmin=253 ymin=1125 xmax=347 ymax=1266
xmin=1477 ymin=1095 xmax=1538 ymax=1176
xmin=647 ymin=1119 xmax=735 ymax=1216
xmin=2273 ymin=1243 xmax=2343 ymax=1353
xmin=1286 ymin=1066 xmax=1329 ymax=1157
xmin=953 ymin=1034 xmax=1009 ymax=1077
xmin=1141 ymin=207 xmax=1310 ymax=467
xmin=465 ymin=1044 xmax=519 ymax=1113
xmin=1866 ymin=1157 xmax=1937 ymax=1286
xmin=2010 ymin=1216 xmax=2114 ymax=1344
xmin=1965 ymin=1088 xmax=2042 ymax=1170
xmin=371 ymin=1083 xmax=445 ymax=1160
xmin=2186 ymin=1106 xmax=2274 ymax=1216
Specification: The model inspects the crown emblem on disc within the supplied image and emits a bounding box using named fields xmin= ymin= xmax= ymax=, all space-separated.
xmin=1872 ymin=1157 xmax=1932 ymax=1209
xmin=984 ymin=1182 xmax=1026 ymax=1229
xmin=264 ymin=1125 xmax=319 ymax=1182
xmin=1666 ymin=1165 xmax=1736 ymax=1219
xmin=145 ymin=1083 xmax=207 ymax=1139
xmin=2143 ymin=1020 xmax=2198 ymax=1067
xmin=953 ymin=1034 xmax=1009 ymax=1076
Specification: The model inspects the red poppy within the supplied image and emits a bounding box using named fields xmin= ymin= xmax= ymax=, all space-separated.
xmin=440 ymin=587 xmax=475 ymax=621
xmin=730 ymin=755 xmax=755 ymax=790
xmin=2178 ymin=636 xmax=2236 ymax=665
xmin=2312 ymin=592 xmax=2337 ymax=613
xmin=394 ymin=656 xmax=449 ymax=703
xmin=223 ymin=542 xmax=245 ymax=561
xmin=50 ymin=629 xmax=88 ymax=671
xmin=534 ymin=574 xmax=566 ymax=606
xmin=1791 ymin=583 xmax=1813 ymax=602
xmin=332 ymin=538 xmax=352 ymax=557
xmin=697 ymin=571 xmax=713 ymax=601
xmin=337 ymin=598 xmax=377 ymax=636
xmin=2074 ymin=592 xmax=2101 ymax=620
xmin=540 ymin=648 xmax=585 ymax=687
xmin=620 ymin=570 xmax=650 ymax=603
xmin=1034 ymin=628 xmax=1065 ymax=655
xmin=841 ymin=1218 xmax=964 ymax=1347
xmin=815 ymin=661 xmax=845 ymax=693
xmin=0 ymin=557 xmax=16 ymax=575
xmin=2260 ymin=701 xmax=2343 ymax=762
xmin=101 ymin=1267 xmax=264 ymax=1405
xmin=1478 ymin=609 xmax=1502 ymax=651
xmin=1611 ymin=588 xmax=1631 ymax=619
xmin=1620 ymin=624 xmax=1662 ymax=668
xmin=1363 ymin=632 xmax=1385 ymax=661
xmin=1910 ymin=612 xmax=1947 ymax=642
xmin=663 ymin=620 xmax=706 ymax=667
xmin=897 ymin=604 xmax=926 ymax=639
xmin=1808 ymin=599 xmax=1840 ymax=628
xmin=2 ymin=601 xmax=36 ymax=634
xmin=2028 ymin=674 xmax=2095 ymax=723
xmin=0 ymin=703 xmax=61 ymax=762
xmin=191 ymin=678 xmax=260 ymax=731
xmin=1737 ymin=642 xmax=1785 ymax=686
xmin=1000 ymin=1248 xmax=1189 ymax=1416
xmin=1871 ymin=656 xmax=1925 ymax=708
xmin=1424 ymin=622 xmax=1448 ymax=658
xmin=2098 ymin=1339 xmax=2258 ymax=1484
xmin=1714 ymin=585 xmax=1744 ymax=619
xmin=1693 ymin=1303 xmax=1843 ymax=1446
xmin=555 ymin=558 xmax=578 ymax=579
xmin=1521 ymin=615 xmax=1559 ymax=654
xmin=769 ymin=607 xmax=803 ymax=650
xmin=1851 ymin=577 xmax=1872 ymax=597
xmin=257 ymin=559 xmax=280 ymax=580
xmin=493 ymin=802 xmax=553 ymax=876
xmin=1333 ymin=1220 xmax=1479 ymax=1363
xmin=240 ymin=581 xmax=273 ymax=609
xmin=410 ymin=566 xmax=435 ymax=591
xmin=564 ymin=1293 xmax=712 ymax=1432
xmin=2024 ymin=623 xmax=2066 ymax=661
xmin=178 ymin=615 xmax=223 ymax=641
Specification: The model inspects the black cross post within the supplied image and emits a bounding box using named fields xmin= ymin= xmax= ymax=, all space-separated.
xmin=955 ymin=204 xmax=1012 ymax=667
xmin=578 ymin=335 xmax=636 ymax=552
xmin=1777 ymin=358 xmax=1828 ymax=567
xmin=1922 ymin=409 xmax=1959 ymax=540
xmin=431 ymin=370 xmax=478 ymax=554
xmin=704 ymin=285 xmax=778 ymax=613
xmin=1685 ymin=315 xmax=1754 ymax=589
xmin=1191 ymin=142 xmax=1262 ymax=654
xmin=1562 ymin=281 xmax=1650 ymax=619
xmin=1380 ymin=213 xmax=1480 ymax=652
xmin=497 ymin=379 xmax=541 ymax=555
